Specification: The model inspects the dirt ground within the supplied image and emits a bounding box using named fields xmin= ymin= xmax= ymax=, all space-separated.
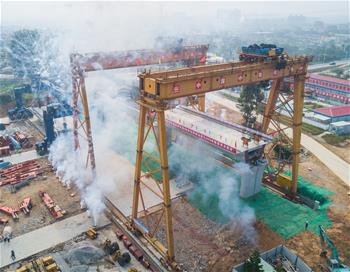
xmin=141 ymin=197 xmax=284 ymax=272
xmin=0 ymin=158 xmax=83 ymax=237
xmin=0 ymin=102 xmax=15 ymax=118
xmin=290 ymin=154 xmax=350 ymax=268
xmin=168 ymin=100 xmax=350 ymax=271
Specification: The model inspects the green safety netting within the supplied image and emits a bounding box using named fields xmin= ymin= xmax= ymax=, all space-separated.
xmin=118 ymin=121 xmax=333 ymax=240
xmin=141 ymin=151 xmax=162 ymax=182
xmin=284 ymin=170 xmax=334 ymax=208
xmin=244 ymin=187 xmax=332 ymax=239
xmin=187 ymin=165 xmax=333 ymax=239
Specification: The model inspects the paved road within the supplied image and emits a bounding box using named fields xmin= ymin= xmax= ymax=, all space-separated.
xmin=1 ymin=149 xmax=43 ymax=165
xmin=0 ymin=212 xmax=110 ymax=268
xmin=208 ymin=93 xmax=350 ymax=186
xmin=308 ymin=59 xmax=349 ymax=72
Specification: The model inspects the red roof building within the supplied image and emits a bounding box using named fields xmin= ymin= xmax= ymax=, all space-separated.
xmin=313 ymin=104 xmax=350 ymax=123
xmin=305 ymin=73 xmax=350 ymax=104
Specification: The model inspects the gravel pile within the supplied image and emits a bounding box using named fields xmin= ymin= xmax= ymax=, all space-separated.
xmin=65 ymin=243 xmax=105 ymax=266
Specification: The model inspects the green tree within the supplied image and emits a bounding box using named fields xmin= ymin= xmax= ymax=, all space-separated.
xmin=244 ymin=250 xmax=264 ymax=272
xmin=238 ymin=84 xmax=264 ymax=128
xmin=9 ymin=29 xmax=40 ymax=79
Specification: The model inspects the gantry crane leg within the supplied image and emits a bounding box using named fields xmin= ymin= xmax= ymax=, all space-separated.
xmin=156 ymin=109 xmax=175 ymax=261
xmin=72 ymin=77 xmax=80 ymax=150
xmin=197 ymin=94 xmax=205 ymax=112
xmin=72 ymin=73 xmax=96 ymax=172
xmin=132 ymin=104 xmax=147 ymax=220
xmin=261 ymin=79 xmax=281 ymax=132
xmin=79 ymin=76 xmax=96 ymax=170
xmin=131 ymin=104 xmax=175 ymax=262
xmin=291 ymin=75 xmax=305 ymax=194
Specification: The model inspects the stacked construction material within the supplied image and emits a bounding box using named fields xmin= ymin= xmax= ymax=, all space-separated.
xmin=0 ymin=136 xmax=10 ymax=156
xmin=19 ymin=197 xmax=33 ymax=215
xmin=39 ymin=190 xmax=65 ymax=219
xmin=0 ymin=205 xmax=19 ymax=219
xmin=13 ymin=131 xmax=33 ymax=149
xmin=0 ymin=160 xmax=42 ymax=186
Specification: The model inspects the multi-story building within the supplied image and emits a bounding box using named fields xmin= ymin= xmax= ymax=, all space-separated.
xmin=305 ymin=73 xmax=350 ymax=104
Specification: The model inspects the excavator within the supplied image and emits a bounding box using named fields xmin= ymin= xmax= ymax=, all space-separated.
xmin=318 ymin=225 xmax=350 ymax=272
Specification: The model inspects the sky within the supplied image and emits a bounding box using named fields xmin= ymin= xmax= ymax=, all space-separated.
xmin=1 ymin=1 xmax=349 ymax=29
xmin=1 ymin=1 xmax=349 ymax=52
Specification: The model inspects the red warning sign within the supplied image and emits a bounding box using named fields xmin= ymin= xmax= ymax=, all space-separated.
xmin=238 ymin=74 xmax=243 ymax=81
xmin=172 ymin=83 xmax=180 ymax=94
xmin=195 ymin=80 xmax=202 ymax=89
xmin=273 ymin=70 xmax=278 ymax=76
xmin=258 ymin=71 xmax=263 ymax=78
xmin=200 ymin=56 xmax=206 ymax=63
xmin=219 ymin=76 xmax=226 ymax=85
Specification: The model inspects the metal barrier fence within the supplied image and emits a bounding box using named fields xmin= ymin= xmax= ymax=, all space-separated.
xmin=233 ymin=245 xmax=313 ymax=272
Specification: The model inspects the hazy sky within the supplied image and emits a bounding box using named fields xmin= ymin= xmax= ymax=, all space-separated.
xmin=1 ymin=1 xmax=349 ymax=29
xmin=1 ymin=1 xmax=348 ymax=53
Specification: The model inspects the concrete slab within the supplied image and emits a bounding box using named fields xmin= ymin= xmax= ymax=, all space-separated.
xmin=0 ymin=212 xmax=110 ymax=268
xmin=166 ymin=106 xmax=271 ymax=154
xmin=101 ymin=153 xmax=192 ymax=217
xmin=209 ymin=93 xmax=350 ymax=186
xmin=1 ymin=149 xmax=42 ymax=165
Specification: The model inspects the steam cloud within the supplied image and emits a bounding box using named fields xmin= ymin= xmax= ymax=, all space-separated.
xmin=5 ymin=19 xmax=256 ymax=232
xmin=169 ymin=135 xmax=256 ymax=239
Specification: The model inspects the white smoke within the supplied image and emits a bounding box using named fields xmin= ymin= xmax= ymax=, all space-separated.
xmin=3 ymin=3 xmax=256 ymax=229
xmin=169 ymin=135 xmax=256 ymax=240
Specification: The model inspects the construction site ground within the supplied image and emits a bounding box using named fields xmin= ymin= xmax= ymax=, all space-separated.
xmin=0 ymin=158 xmax=83 ymax=237
xmin=139 ymin=152 xmax=349 ymax=271
xmin=203 ymin=95 xmax=350 ymax=270
xmin=0 ymin=118 xmax=44 ymax=154
xmin=3 ymin=223 xmax=146 ymax=272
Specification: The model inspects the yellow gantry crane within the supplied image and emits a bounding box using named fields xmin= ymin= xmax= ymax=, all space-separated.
xmin=132 ymin=55 xmax=312 ymax=265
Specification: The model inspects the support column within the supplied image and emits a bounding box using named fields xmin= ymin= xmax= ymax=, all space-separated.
xmin=72 ymin=77 xmax=80 ymax=150
xmin=132 ymin=105 xmax=147 ymax=220
xmin=157 ymin=109 xmax=175 ymax=261
xmin=291 ymin=75 xmax=305 ymax=194
xmin=261 ymin=79 xmax=281 ymax=132
xmin=198 ymin=94 xmax=205 ymax=112
xmin=79 ymin=76 xmax=96 ymax=172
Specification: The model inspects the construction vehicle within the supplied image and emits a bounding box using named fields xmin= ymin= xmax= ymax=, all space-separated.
xmin=117 ymin=252 xmax=131 ymax=267
xmin=86 ymin=227 xmax=98 ymax=239
xmin=104 ymin=238 xmax=120 ymax=254
xmin=103 ymin=238 xmax=131 ymax=266
xmin=8 ymin=85 xmax=33 ymax=120
xmin=16 ymin=255 xmax=61 ymax=272
xmin=319 ymin=225 xmax=350 ymax=272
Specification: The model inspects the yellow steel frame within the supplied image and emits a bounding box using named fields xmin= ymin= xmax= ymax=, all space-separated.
xmin=133 ymin=56 xmax=311 ymax=263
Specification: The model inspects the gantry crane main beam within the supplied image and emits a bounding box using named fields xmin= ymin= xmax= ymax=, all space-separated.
xmin=73 ymin=45 xmax=208 ymax=72
xmin=133 ymin=55 xmax=312 ymax=265
xmin=70 ymin=45 xmax=208 ymax=174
